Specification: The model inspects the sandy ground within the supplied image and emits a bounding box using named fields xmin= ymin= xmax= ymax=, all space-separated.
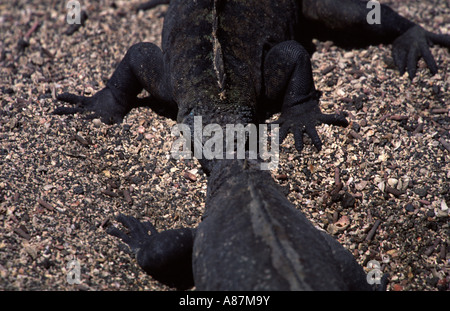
xmin=0 ymin=0 xmax=449 ymax=291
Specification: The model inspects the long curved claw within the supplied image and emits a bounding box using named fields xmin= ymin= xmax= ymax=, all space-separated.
xmin=56 ymin=93 xmax=89 ymax=106
xmin=317 ymin=112 xmax=349 ymax=128
xmin=52 ymin=106 xmax=85 ymax=115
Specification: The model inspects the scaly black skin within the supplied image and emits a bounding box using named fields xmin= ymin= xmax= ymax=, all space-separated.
xmin=55 ymin=0 xmax=449 ymax=290
xmin=108 ymin=159 xmax=375 ymax=290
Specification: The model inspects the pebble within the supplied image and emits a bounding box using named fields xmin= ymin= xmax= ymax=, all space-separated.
xmin=43 ymin=184 xmax=54 ymax=191
xmin=377 ymin=181 xmax=385 ymax=192
xmin=92 ymin=118 xmax=102 ymax=127
xmin=183 ymin=171 xmax=197 ymax=182
xmin=137 ymin=126 xmax=146 ymax=134
xmin=435 ymin=200 xmax=449 ymax=217
xmin=343 ymin=51 xmax=354 ymax=59
xmin=355 ymin=180 xmax=368 ymax=191
xmin=73 ymin=185 xmax=84 ymax=195
xmin=336 ymin=88 xmax=346 ymax=96
xmin=341 ymin=192 xmax=355 ymax=209
xmin=276 ymin=174 xmax=288 ymax=180
xmin=426 ymin=210 xmax=435 ymax=217
xmin=414 ymin=187 xmax=428 ymax=198
xmin=387 ymin=178 xmax=398 ymax=187
xmin=405 ymin=203 xmax=415 ymax=212
xmin=441 ymin=200 xmax=448 ymax=211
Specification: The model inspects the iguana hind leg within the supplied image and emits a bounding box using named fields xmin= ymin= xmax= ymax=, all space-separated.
xmin=107 ymin=214 xmax=195 ymax=290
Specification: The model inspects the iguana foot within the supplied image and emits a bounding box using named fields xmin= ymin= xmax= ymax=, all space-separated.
xmin=107 ymin=214 xmax=157 ymax=254
xmin=107 ymin=214 xmax=195 ymax=290
xmin=273 ymin=99 xmax=348 ymax=153
xmin=393 ymin=25 xmax=450 ymax=79
xmin=54 ymin=87 xmax=131 ymax=124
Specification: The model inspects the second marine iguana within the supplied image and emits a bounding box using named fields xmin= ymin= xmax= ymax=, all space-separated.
xmin=54 ymin=0 xmax=449 ymax=290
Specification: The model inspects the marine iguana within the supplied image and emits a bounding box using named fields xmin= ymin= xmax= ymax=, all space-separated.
xmin=54 ymin=0 xmax=449 ymax=290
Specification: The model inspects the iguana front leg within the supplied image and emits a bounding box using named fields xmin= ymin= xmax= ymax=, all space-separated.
xmin=107 ymin=214 xmax=195 ymax=290
xmin=54 ymin=42 xmax=177 ymax=124
xmin=302 ymin=0 xmax=450 ymax=79
xmin=264 ymin=40 xmax=348 ymax=152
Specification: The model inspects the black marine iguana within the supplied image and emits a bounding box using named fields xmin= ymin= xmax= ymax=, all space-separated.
xmin=54 ymin=0 xmax=450 ymax=290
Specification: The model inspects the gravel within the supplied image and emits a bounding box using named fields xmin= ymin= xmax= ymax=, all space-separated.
xmin=0 ymin=0 xmax=449 ymax=291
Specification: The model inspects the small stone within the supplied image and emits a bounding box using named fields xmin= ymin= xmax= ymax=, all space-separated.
xmin=137 ymin=126 xmax=146 ymax=134
xmin=378 ymin=153 xmax=389 ymax=162
xmin=435 ymin=206 xmax=449 ymax=218
xmin=73 ymin=186 xmax=84 ymax=195
xmin=23 ymin=243 xmax=38 ymax=259
xmin=341 ymin=192 xmax=355 ymax=208
xmin=414 ymin=187 xmax=428 ymax=198
xmin=405 ymin=203 xmax=415 ymax=212
xmin=276 ymin=174 xmax=288 ymax=180
xmin=30 ymin=52 xmax=44 ymax=66
xmin=396 ymin=179 xmax=403 ymax=191
xmin=400 ymin=177 xmax=411 ymax=191
xmin=374 ymin=176 xmax=383 ymax=184
xmin=154 ymin=168 xmax=163 ymax=176
xmin=377 ymin=181 xmax=385 ymax=192
xmin=355 ymin=180 xmax=368 ymax=191
xmin=183 ymin=171 xmax=197 ymax=182
xmin=419 ymin=168 xmax=428 ymax=176
xmin=343 ymin=51 xmax=354 ymax=58
xmin=92 ymin=118 xmax=102 ymax=127
xmin=43 ymin=184 xmax=54 ymax=191
xmin=441 ymin=200 xmax=448 ymax=211
xmin=335 ymin=215 xmax=350 ymax=229
xmin=387 ymin=178 xmax=398 ymax=187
